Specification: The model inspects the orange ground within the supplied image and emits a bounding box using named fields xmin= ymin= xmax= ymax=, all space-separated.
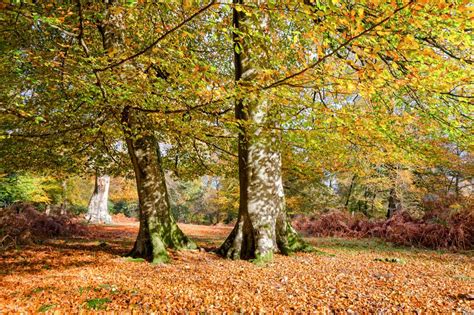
xmin=1 ymin=223 xmax=472 ymax=313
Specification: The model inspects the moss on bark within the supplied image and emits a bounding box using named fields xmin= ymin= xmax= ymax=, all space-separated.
xmin=124 ymin=110 xmax=195 ymax=263
xmin=277 ymin=221 xmax=314 ymax=255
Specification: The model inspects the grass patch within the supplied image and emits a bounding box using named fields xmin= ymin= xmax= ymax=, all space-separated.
xmin=30 ymin=287 xmax=46 ymax=294
xmin=78 ymin=286 xmax=93 ymax=295
xmin=84 ymin=298 xmax=111 ymax=310
xmin=309 ymin=237 xmax=411 ymax=253
xmin=38 ymin=304 xmax=56 ymax=312
xmin=125 ymin=257 xmax=146 ymax=263
xmin=452 ymin=274 xmax=474 ymax=281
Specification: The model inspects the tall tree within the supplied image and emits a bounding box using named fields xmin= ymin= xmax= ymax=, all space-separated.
xmin=80 ymin=1 xmax=209 ymax=261
xmin=0 ymin=2 xmax=224 ymax=262
xmin=121 ymin=110 xmax=196 ymax=262
xmin=218 ymin=0 xmax=310 ymax=261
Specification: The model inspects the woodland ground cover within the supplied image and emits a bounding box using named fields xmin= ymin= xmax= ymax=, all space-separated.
xmin=1 ymin=220 xmax=472 ymax=313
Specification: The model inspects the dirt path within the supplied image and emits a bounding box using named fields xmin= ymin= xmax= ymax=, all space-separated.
xmin=1 ymin=223 xmax=472 ymax=313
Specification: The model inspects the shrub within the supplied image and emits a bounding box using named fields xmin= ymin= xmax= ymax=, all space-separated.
xmin=0 ymin=203 xmax=85 ymax=250
xmin=293 ymin=207 xmax=474 ymax=250
xmin=68 ymin=204 xmax=88 ymax=216
xmin=111 ymin=200 xmax=138 ymax=218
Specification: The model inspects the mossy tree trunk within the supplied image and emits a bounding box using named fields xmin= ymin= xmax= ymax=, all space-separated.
xmin=123 ymin=107 xmax=196 ymax=263
xmin=218 ymin=0 xmax=310 ymax=261
xmin=94 ymin=2 xmax=195 ymax=263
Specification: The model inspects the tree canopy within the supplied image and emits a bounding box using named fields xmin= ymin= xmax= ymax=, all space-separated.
xmin=0 ymin=0 xmax=472 ymax=261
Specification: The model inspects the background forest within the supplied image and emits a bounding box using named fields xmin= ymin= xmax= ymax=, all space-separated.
xmin=1 ymin=161 xmax=472 ymax=224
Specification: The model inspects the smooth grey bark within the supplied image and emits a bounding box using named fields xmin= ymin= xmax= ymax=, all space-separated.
xmin=123 ymin=108 xmax=196 ymax=263
xmin=86 ymin=174 xmax=112 ymax=224
xmin=218 ymin=0 xmax=310 ymax=261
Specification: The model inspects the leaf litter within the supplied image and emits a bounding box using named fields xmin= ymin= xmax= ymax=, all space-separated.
xmin=0 ymin=223 xmax=472 ymax=313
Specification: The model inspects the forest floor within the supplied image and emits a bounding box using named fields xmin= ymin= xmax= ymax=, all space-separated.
xmin=0 ymin=222 xmax=473 ymax=313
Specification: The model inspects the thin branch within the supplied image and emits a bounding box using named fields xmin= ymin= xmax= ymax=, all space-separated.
xmin=96 ymin=1 xmax=216 ymax=72
xmin=192 ymin=139 xmax=215 ymax=173
xmin=2 ymin=125 xmax=91 ymax=138
xmin=262 ymin=0 xmax=414 ymax=90
xmin=420 ymin=36 xmax=473 ymax=65
xmin=3 ymin=6 xmax=79 ymax=37
xmin=440 ymin=91 xmax=473 ymax=99
xmin=76 ymin=0 xmax=107 ymax=100
xmin=129 ymin=94 xmax=232 ymax=115
xmin=195 ymin=136 xmax=237 ymax=158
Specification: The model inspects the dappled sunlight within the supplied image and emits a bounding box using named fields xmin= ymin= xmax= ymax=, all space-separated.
xmin=1 ymin=0 xmax=472 ymax=312
xmin=1 ymin=223 xmax=472 ymax=312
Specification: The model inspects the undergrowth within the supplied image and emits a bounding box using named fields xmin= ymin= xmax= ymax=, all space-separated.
xmin=293 ymin=202 xmax=474 ymax=251
xmin=0 ymin=203 xmax=85 ymax=250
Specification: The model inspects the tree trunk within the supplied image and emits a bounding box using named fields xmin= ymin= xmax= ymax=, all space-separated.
xmin=345 ymin=175 xmax=357 ymax=207
xmin=386 ymin=187 xmax=402 ymax=218
xmin=454 ymin=173 xmax=460 ymax=199
xmin=86 ymin=174 xmax=112 ymax=224
xmin=123 ymin=108 xmax=196 ymax=263
xmin=60 ymin=179 xmax=68 ymax=216
xmin=218 ymin=0 xmax=310 ymax=261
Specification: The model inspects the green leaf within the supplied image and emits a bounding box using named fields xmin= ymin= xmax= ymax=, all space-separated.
xmin=38 ymin=304 xmax=56 ymax=312
xmin=84 ymin=298 xmax=111 ymax=310
xmin=234 ymin=43 xmax=243 ymax=54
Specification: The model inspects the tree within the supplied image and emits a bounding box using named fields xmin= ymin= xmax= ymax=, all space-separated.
xmin=76 ymin=2 xmax=217 ymax=261
xmin=86 ymin=174 xmax=112 ymax=224
xmin=218 ymin=1 xmax=310 ymax=261
xmin=122 ymin=110 xmax=196 ymax=262
xmin=386 ymin=187 xmax=402 ymax=218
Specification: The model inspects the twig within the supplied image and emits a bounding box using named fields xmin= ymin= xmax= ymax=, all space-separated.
xmin=96 ymin=1 xmax=216 ymax=72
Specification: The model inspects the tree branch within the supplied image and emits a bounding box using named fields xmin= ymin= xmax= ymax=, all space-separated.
xmin=263 ymin=0 xmax=414 ymax=90
xmin=76 ymin=0 xmax=108 ymax=100
xmin=96 ymin=1 xmax=216 ymax=72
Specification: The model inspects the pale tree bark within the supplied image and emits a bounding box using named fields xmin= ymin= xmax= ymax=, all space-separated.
xmin=218 ymin=0 xmax=311 ymax=261
xmin=86 ymin=174 xmax=112 ymax=224
xmin=122 ymin=108 xmax=196 ymax=263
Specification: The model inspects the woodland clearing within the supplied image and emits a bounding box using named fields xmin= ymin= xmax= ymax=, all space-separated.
xmin=1 ymin=1 xmax=473 ymax=313
xmin=1 ymin=222 xmax=472 ymax=313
